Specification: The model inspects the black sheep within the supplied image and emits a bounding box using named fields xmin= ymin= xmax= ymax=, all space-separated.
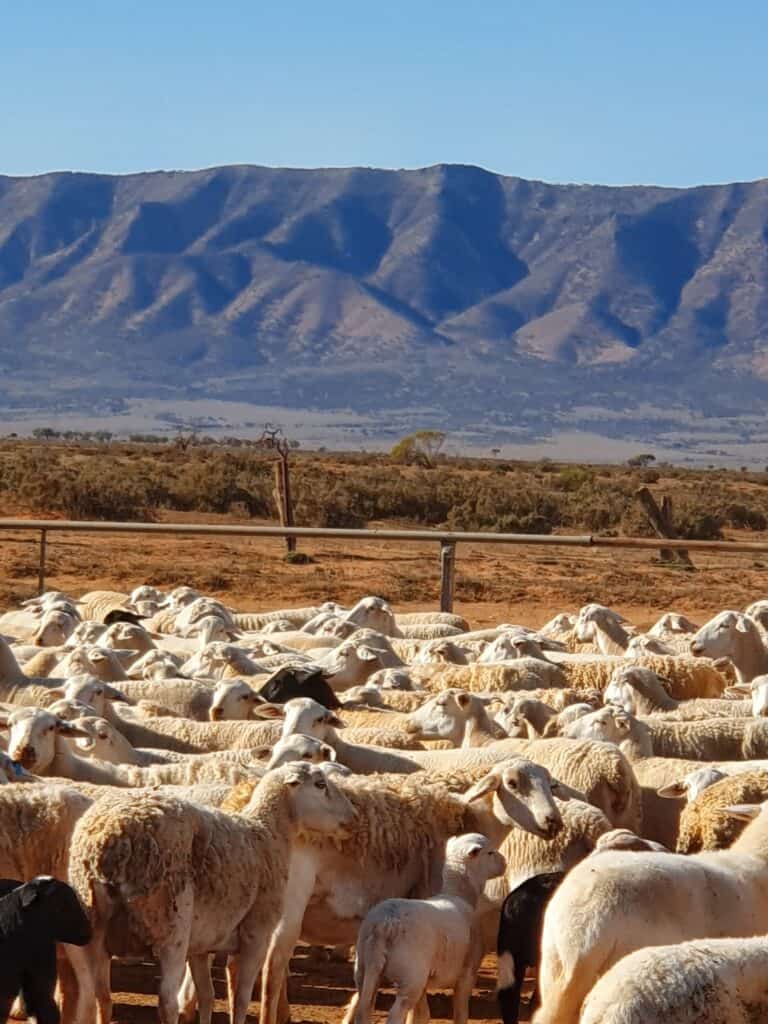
xmin=497 ymin=870 xmax=565 ymax=1024
xmin=0 ymin=876 xmax=91 ymax=1024
xmin=257 ymin=666 xmax=342 ymax=709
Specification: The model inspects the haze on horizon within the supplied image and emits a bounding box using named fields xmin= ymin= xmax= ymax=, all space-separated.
xmin=3 ymin=0 xmax=768 ymax=189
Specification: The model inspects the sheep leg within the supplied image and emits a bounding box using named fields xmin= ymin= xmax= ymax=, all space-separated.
xmin=177 ymin=960 xmax=199 ymax=1023
xmin=451 ymin=967 xmax=475 ymax=1024
xmin=410 ymin=993 xmax=430 ymax=1024
xmin=155 ymin=891 xmax=194 ymax=1024
xmin=187 ymin=954 xmax=215 ymax=1024
xmin=259 ymin=857 xmax=316 ymax=1024
xmin=231 ymin=934 xmax=271 ymax=1024
xmin=385 ymin=985 xmax=424 ymax=1024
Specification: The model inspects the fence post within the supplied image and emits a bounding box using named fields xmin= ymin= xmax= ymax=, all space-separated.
xmin=38 ymin=530 xmax=47 ymax=596
xmin=439 ymin=542 xmax=456 ymax=612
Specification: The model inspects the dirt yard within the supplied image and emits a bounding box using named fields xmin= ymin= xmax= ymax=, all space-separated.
xmin=108 ymin=949 xmax=516 ymax=1023
xmin=0 ymin=507 xmax=765 ymax=630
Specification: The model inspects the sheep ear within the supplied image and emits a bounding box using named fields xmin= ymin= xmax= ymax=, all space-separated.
xmin=20 ymin=885 xmax=38 ymax=908
xmin=466 ymin=844 xmax=483 ymax=858
xmin=356 ymin=646 xmax=379 ymax=662
xmin=54 ymin=720 xmax=92 ymax=739
xmin=456 ymin=692 xmax=471 ymax=708
xmin=252 ymin=704 xmax=284 ymax=720
xmin=250 ymin=746 xmax=273 ymax=761
xmin=324 ymin=712 xmax=345 ymax=728
xmin=736 ymin=618 xmax=751 ymax=634
xmin=657 ymin=781 xmax=687 ymax=799
xmin=102 ymin=685 xmax=128 ymax=702
xmin=321 ymin=744 xmax=337 ymax=761
xmin=721 ymin=803 xmax=764 ymax=821
xmin=657 ymin=677 xmax=674 ymax=695
xmin=461 ymin=771 xmax=502 ymax=804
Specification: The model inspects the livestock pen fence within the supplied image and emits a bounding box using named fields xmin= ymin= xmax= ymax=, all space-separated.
xmin=3 ymin=519 xmax=768 ymax=610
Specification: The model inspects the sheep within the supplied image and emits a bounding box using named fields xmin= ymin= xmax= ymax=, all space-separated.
xmin=338 ymin=682 xmax=428 ymax=712
xmin=573 ymin=604 xmax=631 ymax=655
xmin=395 ymin=623 xmax=463 ymax=641
xmin=647 ymin=612 xmax=699 ymax=638
xmin=502 ymin=698 xmax=595 ymax=739
xmin=320 ymin=630 xmax=406 ymax=690
xmin=107 ymin=707 xmax=285 ymax=754
xmin=31 ymin=608 xmax=80 ymax=648
xmin=496 ymin=871 xmax=565 ymax=1024
xmin=127 ymin=649 xmax=184 ymax=680
xmin=410 ymin=640 xmax=471 ymax=666
xmin=279 ymin=699 xmax=423 ymax=773
xmin=691 ymin=610 xmax=768 ymax=683
xmin=591 ymin=829 xmax=670 ymax=853
xmin=232 ymin=606 xmax=325 ymax=631
xmin=350 ymin=833 xmax=506 ymax=1024
xmin=99 ymin=621 xmax=156 ymax=658
xmin=537 ymin=614 xmax=576 ymax=640
xmin=676 ymin=770 xmax=768 ymax=852
xmin=76 ymin=590 xmax=134 ymax=623
xmin=69 ymin=760 xmax=356 ymax=1024
xmin=54 ymin=645 xmax=132 ymax=682
xmin=395 ymin=611 xmax=469 ymax=629
xmin=0 ymin=707 xmax=270 ymax=789
xmin=411 ymin=660 xmax=567 ymax=695
xmin=624 ymin=634 xmax=676 ymax=656
xmin=368 ymin=734 xmax=641 ymax=831
xmin=405 ymin=691 xmax=509 ymax=747
xmin=174 ymin=597 xmax=238 ymax=635
xmin=254 ymin=758 xmax=564 ymax=1024
xmin=604 ymin=665 xmax=751 ymax=719
xmin=532 ymin=799 xmax=768 ymax=1024
xmin=0 ymin=876 xmax=91 ymax=1024
xmin=579 ymin=934 xmax=768 ymax=1024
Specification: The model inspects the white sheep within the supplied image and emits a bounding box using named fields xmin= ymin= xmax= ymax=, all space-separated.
xmin=580 ymin=933 xmax=768 ymax=1024
xmin=691 ymin=610 xmax=768 ymax=683
xmin=69 ymin=761 xmax=356 ymax=1024
xmin=532 ymin=800 xmax=768 ymax=1024
xmin=350 ymin=834 xmax=505 ymax=1024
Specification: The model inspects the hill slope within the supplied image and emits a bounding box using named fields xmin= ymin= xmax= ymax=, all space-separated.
xmin=1 ymin=164 xmax=767 ymax=444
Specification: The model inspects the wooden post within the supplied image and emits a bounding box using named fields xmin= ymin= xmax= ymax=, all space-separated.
xmin=635 ymin=487 xmax=693 ymax=567
xmin=280 ymin=451 xmax=296 ymax=554
xmin=273 ymin=457 xmax=296 ymax=554
xmin=38 ymin=530 xmax=47 ymax=595
xmin=439 ymin=542 xmax=456 ymax=612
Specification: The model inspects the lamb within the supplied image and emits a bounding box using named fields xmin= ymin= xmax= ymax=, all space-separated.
xmin=69 ymin=761 xmax=356 ymax=1024
xmin=350 ymin=834 xmax=506 ymax=1024
xmin=532 ymin=799 xmax=768 ymax=1024
xmin=691 ymin=610 xmax=768 ymax=684
xmin=0 ymin=876 xmax=91 ymax=1024
xmin=604 ymin=665 xmax=751 ymax=719
xmin=579 ymin=935 xmax=768 ymax=1024
xmin=676 ymin=770 xmax=768 ymax=852
xmin=496 ymin=871 xmax=565 ymax=1024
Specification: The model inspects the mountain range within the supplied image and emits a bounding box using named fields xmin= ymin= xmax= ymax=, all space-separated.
xmin=1 ymin=163 xmax=767 ymax=454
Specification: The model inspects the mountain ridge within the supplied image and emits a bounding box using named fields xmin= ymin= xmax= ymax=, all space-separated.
xmin=1 ymin=162 xmax=767 ymax=449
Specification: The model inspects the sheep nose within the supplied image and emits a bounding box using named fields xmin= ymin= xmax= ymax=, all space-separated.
xmin=11 ymin=747 xmax=35 ymax=769
xmin=544 ymin=814 xmax=562 ymax=837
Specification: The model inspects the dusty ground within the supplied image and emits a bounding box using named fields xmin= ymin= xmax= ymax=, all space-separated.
xmin=0 ymin=507 xmax=766 ymax=629
xmin=108 ymin=950 xmax=517 ymax=1023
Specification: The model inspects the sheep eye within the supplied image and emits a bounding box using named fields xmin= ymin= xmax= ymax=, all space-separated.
xmin=507 ymin=778 xmax=518 ymax=789
xmin=314 ymin=779 xmax=327 ymax=790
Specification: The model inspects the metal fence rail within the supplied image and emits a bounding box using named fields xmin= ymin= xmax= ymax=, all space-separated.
xmin=1 ymin=518 xmax=767 ymax=609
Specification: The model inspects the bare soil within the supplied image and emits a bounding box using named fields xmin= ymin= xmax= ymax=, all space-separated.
xmin=106 ymin=950 xmax=519 ymax=1023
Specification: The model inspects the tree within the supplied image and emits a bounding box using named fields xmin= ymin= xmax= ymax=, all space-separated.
xmin=390 ymin=430 xmax=447 ymax=468
xmin=627 ymin=453 xmax=656 ymax=468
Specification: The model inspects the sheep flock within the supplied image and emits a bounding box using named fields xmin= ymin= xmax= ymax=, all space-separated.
xmin=3 ymin=586 xmax=768 ymax=1022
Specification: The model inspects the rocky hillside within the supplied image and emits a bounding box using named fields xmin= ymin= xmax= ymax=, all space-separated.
xmin=1 ymin=164 xmax=767 ymax=438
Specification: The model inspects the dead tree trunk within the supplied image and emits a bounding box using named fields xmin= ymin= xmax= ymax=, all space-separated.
xmin=635 ymin=487 xmax=693 ymax=568
xmin=273 ymin=458 xmax=296 ymax=554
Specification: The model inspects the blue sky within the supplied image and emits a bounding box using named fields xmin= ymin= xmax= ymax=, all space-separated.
xmin=3 ymin=0 xmax=767 ymax=186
